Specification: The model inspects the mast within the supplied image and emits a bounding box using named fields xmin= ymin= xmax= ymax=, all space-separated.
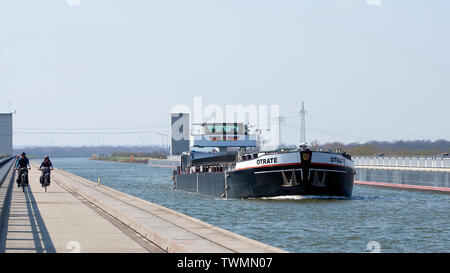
xmin=273 ymin=116 xmax=285 ymax=148
xmin=300 ymin=101 xmax=306 ymax=144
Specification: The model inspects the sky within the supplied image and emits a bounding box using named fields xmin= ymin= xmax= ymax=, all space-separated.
xmin=1 ymin=0 xmax=449 ymax=147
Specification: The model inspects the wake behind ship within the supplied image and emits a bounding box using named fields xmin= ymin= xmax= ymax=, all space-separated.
xmin=173 ymin=123 xmax=355 ymax=198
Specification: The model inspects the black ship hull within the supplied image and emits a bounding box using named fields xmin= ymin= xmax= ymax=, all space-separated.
xmin=175 ymin=163 xmax=354 ymax=198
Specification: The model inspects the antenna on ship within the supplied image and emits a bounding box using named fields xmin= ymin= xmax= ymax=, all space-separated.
xmin=300 ymin=100 xmax=306 ymax=144
xmin=273 ymin=116 xmax=285 ymax=148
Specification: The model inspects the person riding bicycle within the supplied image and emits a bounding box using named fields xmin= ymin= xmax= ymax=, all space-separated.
xmin=15 ymin=152 xmax=31 ymax=187
xmin=39 ymin=156 xmax=54 ymax=186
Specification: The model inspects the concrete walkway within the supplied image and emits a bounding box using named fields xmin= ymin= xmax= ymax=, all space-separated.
xmin=0 ymin=163 xmax=286 ymax=253
xmin=0 ymin=166 xmax=161 ymax=253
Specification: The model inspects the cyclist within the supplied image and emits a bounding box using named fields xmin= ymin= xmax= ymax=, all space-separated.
xmin=15 ymin=152 xmax=31 ymax=187
xmin=39 ymin=156 xmax=54 ymax=187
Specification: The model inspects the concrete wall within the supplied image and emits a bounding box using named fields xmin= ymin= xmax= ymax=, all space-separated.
xmin=356 ymin=168 xmax=450 ymax=188
xmin=170 ymin=113 xmax=190 ymax=156
xmin=0 ymin=114 xmax=12 ymax=156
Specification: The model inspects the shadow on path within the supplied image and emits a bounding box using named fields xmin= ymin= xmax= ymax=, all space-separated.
xmin=0 ymin=169 xmax=55 ymax=253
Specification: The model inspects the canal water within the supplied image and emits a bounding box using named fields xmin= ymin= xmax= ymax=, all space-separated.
xmin=45 ymin=157 xmax=449 ymax=253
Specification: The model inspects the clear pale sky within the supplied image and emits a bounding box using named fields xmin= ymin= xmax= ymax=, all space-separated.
xmin=1 ymin=0 xmax=449 ymax=147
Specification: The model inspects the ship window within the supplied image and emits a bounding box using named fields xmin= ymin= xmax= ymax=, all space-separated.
xmin=204 ymin=123 xmax=244 ymax=135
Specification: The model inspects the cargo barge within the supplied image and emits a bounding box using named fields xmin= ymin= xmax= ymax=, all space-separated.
xmin=173 ymin=123 xmax=355 ymax=198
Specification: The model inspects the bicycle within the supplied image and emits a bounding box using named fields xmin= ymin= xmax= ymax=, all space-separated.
xmin=40 ymin=167 xmax=51 ymax=192
xmin=16 ymin=167 xmax=29 ymax=192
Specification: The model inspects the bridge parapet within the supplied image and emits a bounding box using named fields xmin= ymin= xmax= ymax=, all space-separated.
xmin=0 ymin=157 xmax=15 ymax=186
xmin=354 ymin=156 xmax=450 ymax=169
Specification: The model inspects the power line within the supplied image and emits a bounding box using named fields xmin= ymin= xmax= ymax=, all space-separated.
xmin=283 ymin=123 xmax=374 ymax=142
xmin=14 ymin=126 xmax=169 ymax=131
xmin=13 ymin=130 xmax=169 ymax=135
xmin=284 ymin=113 xmax=444 ymax=140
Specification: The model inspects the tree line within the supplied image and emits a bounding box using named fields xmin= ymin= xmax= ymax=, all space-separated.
xmin=110 ymin=151 xmax=167 ymax=159
xmin=312 ymin=139 xmax=449 ymax=156
xmin=13 ymin=145 xmax=166 ymax=158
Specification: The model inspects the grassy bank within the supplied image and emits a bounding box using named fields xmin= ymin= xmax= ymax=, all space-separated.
xmin=90 ymin=154 xmax=167 ymax=164
xmin=91 ymin=156 xmax=148 ymax=164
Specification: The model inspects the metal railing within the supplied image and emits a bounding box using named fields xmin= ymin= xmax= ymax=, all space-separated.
xmin=353 ymin=156 xmax=450 ymax=168
xmin=0 ymin=156 xmax=16 ymax=236
xmin=0 ymin=156 xmax=15 ymax=182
